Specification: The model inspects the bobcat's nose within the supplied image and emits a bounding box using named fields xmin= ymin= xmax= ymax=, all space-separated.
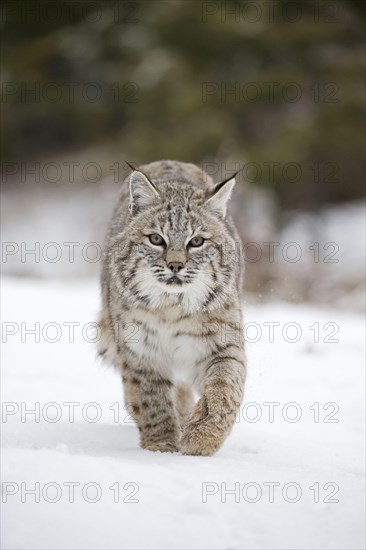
xmin=168 ymin=261 xmax=184 ymax=273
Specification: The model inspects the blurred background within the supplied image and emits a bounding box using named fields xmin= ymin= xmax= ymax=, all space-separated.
xmin=1 ymin=0 xmax=365 ymax=309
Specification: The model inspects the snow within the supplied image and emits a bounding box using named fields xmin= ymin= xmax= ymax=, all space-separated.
xmin=1 ymin=276 xmax=365 ymax=550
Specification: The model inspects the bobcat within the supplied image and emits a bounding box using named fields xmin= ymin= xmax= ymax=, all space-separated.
xmin=98 ymin=160 xmax=246 ymax=455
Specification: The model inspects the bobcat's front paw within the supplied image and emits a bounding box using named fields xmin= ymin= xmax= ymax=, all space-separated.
xmin=180 ymin=394 xmax=223 ymax=455
xmin=141 ymin=438 xmax=178 ymax=453
xmin=180 ymin=420 xmax=223 ymax=456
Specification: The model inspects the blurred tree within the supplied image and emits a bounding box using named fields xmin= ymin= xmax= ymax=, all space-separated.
xmin=1 ymin=0 xmax=365 ymax=208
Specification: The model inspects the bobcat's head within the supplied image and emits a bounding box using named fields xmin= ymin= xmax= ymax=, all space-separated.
xmin=113 ymin=168 xmax=241 ymax=313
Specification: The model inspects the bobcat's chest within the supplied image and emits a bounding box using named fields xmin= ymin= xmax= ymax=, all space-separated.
xmin=123 ymin=308 xmax=208 ymax=388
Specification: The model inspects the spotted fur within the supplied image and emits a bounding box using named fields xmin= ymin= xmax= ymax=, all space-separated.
xmin=99 ymin=160 xmax=246 ymax=455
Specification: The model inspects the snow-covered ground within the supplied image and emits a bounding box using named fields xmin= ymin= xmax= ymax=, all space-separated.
xmin=1 ymin=276 xmax=365 ymax=549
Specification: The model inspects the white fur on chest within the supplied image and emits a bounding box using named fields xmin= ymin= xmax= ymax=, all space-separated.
xmin=124 ymin=308 xmax=208 ymax=387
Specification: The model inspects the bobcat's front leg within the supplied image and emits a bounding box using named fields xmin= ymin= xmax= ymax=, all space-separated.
xmin=123 ymin=365 xmax=180 ymax=453
xmin=181 ymin=356 xmax=246 ymax=456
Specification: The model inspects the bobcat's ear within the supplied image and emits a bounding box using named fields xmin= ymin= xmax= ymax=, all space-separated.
xmin=128 ymin=169 xmax=160 ymax=215
xmin=204 ymin=173 xmax=237 ymax=218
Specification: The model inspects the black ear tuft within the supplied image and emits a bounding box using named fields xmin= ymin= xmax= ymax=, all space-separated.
xmin=214 ymin=171 xmax=239 ymax=193
xmin=204 ymin=171 xmax=238 ymax=218
xmin=125 ymin=160 xmax=137 ymax=172
xmin=125 ymin=161 xmax=156 ymax=187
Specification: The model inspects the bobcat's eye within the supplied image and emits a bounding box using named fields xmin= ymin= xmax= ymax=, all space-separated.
xmin=149 ymin=233 xmax=165 ymax=246
xmin=189 ymin=236 xmax=205 ymax=247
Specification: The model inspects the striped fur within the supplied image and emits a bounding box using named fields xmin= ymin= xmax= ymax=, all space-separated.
xmin=99 ymin=160 xmax=246 ymax=455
